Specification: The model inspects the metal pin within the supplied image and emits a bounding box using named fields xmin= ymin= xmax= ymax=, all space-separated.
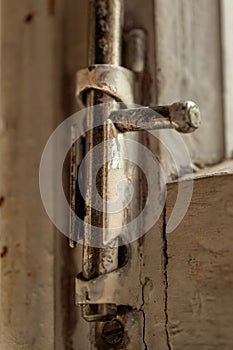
xmin=123 ymin=28 xmax=146 ymax=73
xmin=110 ymin=100 xmax=201 ymax=133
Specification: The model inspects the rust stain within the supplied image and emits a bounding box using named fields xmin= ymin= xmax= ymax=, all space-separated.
xmin=16 ymin=243 xmax=21 ymax=248
xmin=47 ymin=0 xmax=56 ymax=16
xmin=0 ymin=196 xmax=5 ymax=207
xmin=24 ymin=13 xmax=35 ymax=23
xmin=60 ymin=236 xmax=78 ymax=348
xmin=141 ymin=69 xmax=152 ymax=106
xmin=1 ymin=246 xmax=8 ymax=258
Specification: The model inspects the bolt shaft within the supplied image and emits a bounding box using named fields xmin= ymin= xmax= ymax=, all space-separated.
xmin=110 ymin=100 xmax=201 ymax=133
xmin=81 ymin=0 xmax=124 ymax=322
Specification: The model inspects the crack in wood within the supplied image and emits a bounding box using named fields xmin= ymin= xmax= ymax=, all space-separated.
xmin=140 ymin=278 xmax=149 ymax=350
xmin=162 ymin=207 xmax=172 ymax=350
xmin=139 ymin=243 xmax=149 ymax=350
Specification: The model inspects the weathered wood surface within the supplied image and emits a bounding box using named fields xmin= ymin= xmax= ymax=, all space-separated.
xmin=164 ymin=173 xmax=233 ymax=349
xmin=140 ymin=216 xmax=169 ymax=349
xmin=1 ymin=1 xmax=232 ymax=349
xmin=0 ymin=1 xmax=59 ymax=349
xmin=221 ymin=0 xmax=233 ymax=158
xmin=53 ymin=1 xmax=89 ymax=349
xmin=155 ymin=0 xmax=224 ymax=166
xmin=140 ymin=2 xmax=231 ymax=348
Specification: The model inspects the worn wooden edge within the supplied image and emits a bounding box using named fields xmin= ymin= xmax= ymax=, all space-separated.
xmin=220 ymin=0 xmax=233 ymax=158
xmin=166 ymin=159 xmax=233 ymax=184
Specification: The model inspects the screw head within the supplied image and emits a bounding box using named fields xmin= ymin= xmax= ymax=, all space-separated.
xmin=101 ymin=319 xmax=124 ymax=345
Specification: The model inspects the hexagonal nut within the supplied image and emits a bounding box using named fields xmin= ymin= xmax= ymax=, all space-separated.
xmin=169 ymin=100 xmax=201 ymax=133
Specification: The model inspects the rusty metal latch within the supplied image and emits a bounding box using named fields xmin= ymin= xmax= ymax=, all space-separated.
xmin=73 ymin=68 xmax=201 ymax=317
xmin=71 ymin=0 xmax=201 ymax=328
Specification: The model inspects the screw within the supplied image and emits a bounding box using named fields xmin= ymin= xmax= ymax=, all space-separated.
xmin=101 ymin=319 xmax=124 ymax=345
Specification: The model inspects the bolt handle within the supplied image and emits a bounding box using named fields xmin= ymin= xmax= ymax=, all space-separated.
xmin=110 ymin=100 xmax=201 ymax=134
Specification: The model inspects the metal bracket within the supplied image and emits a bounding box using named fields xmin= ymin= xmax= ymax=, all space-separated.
xmin=76 ymin=243 xmax=141 ymax=310
xmin=76 ymin=64 xmax=134 ymax=106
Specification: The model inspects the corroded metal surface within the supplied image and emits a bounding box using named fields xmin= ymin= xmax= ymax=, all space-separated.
xmin=73 ymin=1 xmax=146 ymax=334
xmin=88 ymin=0 xmax=123 ymax=66
xmin=83 ymin=0 xmax=124 ymax=284
xmin=76 ymin=242 xmax=142 ymax=308
xmin=110 ymin=101 xmax=201 ymax=133
xmin=76 ymin=65 xmax=134 ymax=107
xmin=74 ymin=0 xmax=137 ymax=324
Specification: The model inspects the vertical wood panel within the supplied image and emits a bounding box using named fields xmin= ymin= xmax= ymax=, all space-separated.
xmin=141 ymin=218 xmax=169 ymax=349
xmin=54 ymin=1 xmax=89 ymax=349
xmin=124 ymin=1 xmax=168 ymax=349
xmin=0 ymin=1 xmax=58 ymax=348
xmin=155 ymin=0 xmax=224 ymax=166
xmin=220 ymin=0 xmax=233 ymax=158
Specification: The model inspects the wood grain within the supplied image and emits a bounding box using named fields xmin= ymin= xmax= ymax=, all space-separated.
xmin=53 ymin=0 xmax=89 ymax=349
xmin=220 ymin=0 xmax=233 ymax=158
xmin=165 ymin=174 xmax=233 ymax=349
xmin=0 ymin=1 xmax=58 ymax=349
xmin=155 ymin=0 xmax=224 ymax=166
